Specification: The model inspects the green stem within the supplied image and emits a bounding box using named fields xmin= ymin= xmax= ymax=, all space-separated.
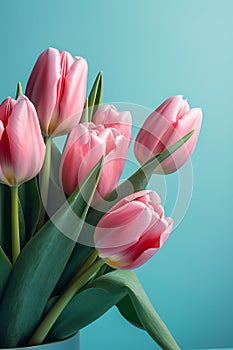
xmin=38 ymin=137 xmax=52 ymax=229
xmin=11 ymin=186 xmax=20 ymax=264
xmin=27 ymin=257 xmax=104 ymax=346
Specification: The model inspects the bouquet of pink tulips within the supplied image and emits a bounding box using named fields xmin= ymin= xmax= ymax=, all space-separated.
xmin=0 ymin=48 xmax=202 ymax=349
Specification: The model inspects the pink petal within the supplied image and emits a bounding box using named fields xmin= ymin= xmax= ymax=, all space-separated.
xmin=93 ymin=105 xmax=132 ymax=142
xmin=156 ymin=108 xmax=202 ymax=174
xmin=26 ymin=48 xmax=61 ymax=135
xmin=95 ymin=203 xmax=154 ymax=249
xmin=6 ymin=95 xmax=45 ymax=184
xmin=156 ymin=95 xmax=190 ymax=123
xmin=59 ymin=57 xmax=88 ymax=125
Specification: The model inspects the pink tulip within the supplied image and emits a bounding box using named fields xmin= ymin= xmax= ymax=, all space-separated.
xmin=60 ymin=106 xmax=132 ymax=202
xmin=94 ymin=190 xmax=173 ymax=269
xmin=26 ymin=47 xmax=88 ymax=137
xmin=92 ymin=105 xmax=132 ymax=142
xmin=134 ymin=95 xmax=202 ymax=174
xmin=0 ymin=96 xmax=45 ymax=186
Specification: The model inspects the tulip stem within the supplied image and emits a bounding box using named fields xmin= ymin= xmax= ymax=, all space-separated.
xmin=11 ymin=186 xmax=20 ymax=264
xmin=38 ymin=137 xmax=52 ymax=229
xmin=27 ymin=257 xmax=105 ymax=346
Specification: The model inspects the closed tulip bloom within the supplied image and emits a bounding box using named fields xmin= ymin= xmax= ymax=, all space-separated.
xmin=134 ymin=95 xmax=202 ymax=174
xmin=60 ymin=107 xmax=131 ymax=201
xmin=0 ymin=96 xmax=45 ymax=186
xmin=26 ymin=47 xmax=88 ymax=137
xmin=94 ymin=190 xmax=173 ymax=269
xmin=92 ymin=105 xmax=132 ymax=142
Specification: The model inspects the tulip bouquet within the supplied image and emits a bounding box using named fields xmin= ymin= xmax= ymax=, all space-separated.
xmin=0 ymin=48 xmax=202 ymax=350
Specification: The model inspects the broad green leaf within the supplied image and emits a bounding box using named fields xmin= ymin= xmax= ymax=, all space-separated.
xmin=19 ymin=178 xmax=41 ymax=239
xmin=53 ymin=244 xmax=94 ymax=296
xmin=0 ymin=247 xmax=12 ymax=301
xmin=91 ymin=271 xmax=180 ymax=350
xmin=46 ymin=284 xmax=126 ymax=342
xmin=117 ymin=294 xmax=143 ymax=329
xmin=0 ymin=184 xmax=26 ymax=260
xmin=0 ymin=159 xmax=103 ymax=347
xmin=88 ymin=71 xmax=103 ymax=121
xmin=47 ymin=270 xmax=180 ymax=350
xmin=109 ymin=271 xmax=180 ymax=350
xmin=57 ymin=131 xmax=195 ymax=293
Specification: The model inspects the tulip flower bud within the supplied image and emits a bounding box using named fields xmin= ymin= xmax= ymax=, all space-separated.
xmin=92 ymin=105 xmax=132 ymax=142
xmin=134 ymin=95 xmax=202 ymax=174
xmin=94 ymin=190 xmax=173 ymax=269
xmin=60 ymin=105 xmax=132 ymax=202
xmin=26 ymin=47 xmax=88 ymax=137
xmin=0 ymin=96 xmax=45 ymax=186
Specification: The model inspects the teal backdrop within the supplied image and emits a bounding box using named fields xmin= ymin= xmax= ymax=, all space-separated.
xmin=1 ymin=1 xmax=232 ymax=349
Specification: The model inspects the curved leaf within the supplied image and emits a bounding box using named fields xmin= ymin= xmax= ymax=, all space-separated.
xmin=91 ymin=270 xmax=180 ymax=350
xmin=46 ymin=286 xmax=126 ymax=342
xmin=0 ymin=159 xmax=103 ymax=347
xmin=88 ymin=71 xmax=103 ymax=121
xmin=0 ymin=247 xmax=12 ymax=301
xmin=117 ymin=294 xmax=143 ymax=329
xmin=47 ymin=269 xmax=180 ymax=350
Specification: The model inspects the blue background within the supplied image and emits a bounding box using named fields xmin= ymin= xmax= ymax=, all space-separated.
xmin=1 ymin=0 xmax=233 ymax=349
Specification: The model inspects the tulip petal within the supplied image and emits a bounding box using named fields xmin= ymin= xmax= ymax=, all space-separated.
xmin=96 ymin=135 xmax=128 ymax=201
xmin=134 ymin=111 xmax=175 ymax=164
xmin=60 ymin=124 xmax=105 ymax=196
xmin=156 ymin=95 xmax=189 ymax=123
xmin=26 ymin=48 xmax=61 ymax=135
xmin=59 ymin=57 xmax=87 ymax=125
xmin=157 ymin=108 xmax=202 ymax=173
xmin=95 ymin=203 xmax=154 ymax=250
xmin=94 ymin=190 xmax=173 ymax=270
xmin=109 ymin=216 xmax=173 ymax=270
xmin=93 ymin=105 xmax=132 ymax=142
xmin=6 ymin=96 xmax=45 ymax=184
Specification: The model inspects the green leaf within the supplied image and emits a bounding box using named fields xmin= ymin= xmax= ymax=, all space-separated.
xmin=57 ymin=131 xmax=195 ymax=293
xmin=88 ymin=71 xmax=103 ymax=121
xmin=0 ymin=159 xmax=103 ymax=347
xmin=50 ymin=140 xmax=62 ymax=188
xmin=53 ymin=243 xmax=95 ymax=296
xmin=0 ymin=184 xmax=26 ymax=260
xmin=47 ymin=270 xmax=180 ymax=350
xmin=110 ymin=271 xmax=180 ymax=350
xmin=46 ymin=283 xmax=126 ymax=342
xmin=15 ymin=82 xmax=23 ymax=98
xmin=117 ymin=294 xmax=143 ymax=329
xmin=46 ymin=141 xmax=65 ymax=217
xmin=80 ymin=98 xmax=89 ymax=123
xmin=19 ymin=178 xmax=41 ymax=239
xmin=0 ymin=247 xmax=12 ymax=301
